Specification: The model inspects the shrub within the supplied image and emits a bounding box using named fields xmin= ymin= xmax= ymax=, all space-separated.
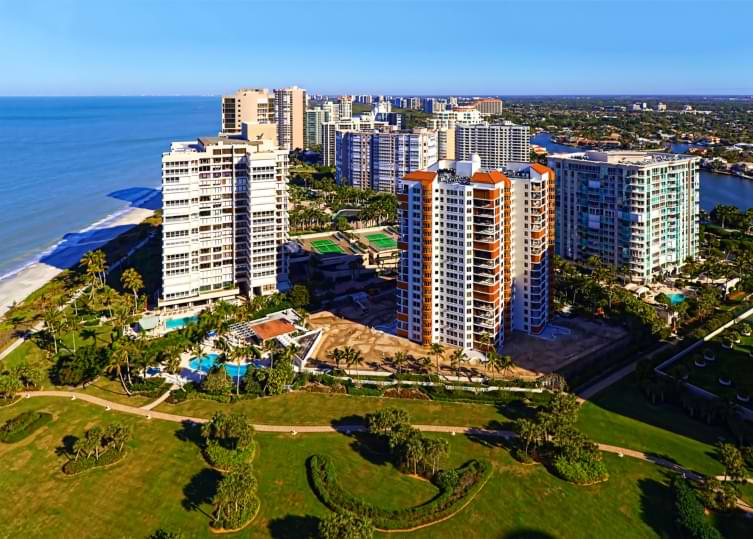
xmin=307 ymin=454 xmax=491 ymax=530
xmin=201 ymin=412 xmax=255 ymax=470
xmin=0 ymin=411 xmax=53 ymax=443
xmin=552 ymin=455 xmax=609 ymax=485
xmin=211 ymin=464 xmax=260 ymax=531
xmin=318 ymin=511 xmax=374 ymax=539
xmin=672 ymin=476 xmax=723 ymax=539
xmin=204 ymin=441 xmax=256 ymax=471
xmin=129 ymin=378 xmax=171 ymax=398
xmin=62 ymin=447 xmax=126 ymax=475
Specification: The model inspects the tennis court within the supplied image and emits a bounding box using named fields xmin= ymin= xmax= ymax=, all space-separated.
xmin=311 ymin=238 xmax=345 ymax=254
xmin=366 ymin=233 xmax=398 ymax=250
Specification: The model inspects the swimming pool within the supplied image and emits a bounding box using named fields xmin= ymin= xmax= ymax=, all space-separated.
xmin=668 ymin=293 xmax=686 ymax=305
xmin=165 ymin=315 xmax=198 ymax=330
xmin=188 ymin=353 xmax=260 ymax=378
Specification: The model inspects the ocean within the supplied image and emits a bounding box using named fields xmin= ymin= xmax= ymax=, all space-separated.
xmin=0 ymin=96 xmax=219 ymax=279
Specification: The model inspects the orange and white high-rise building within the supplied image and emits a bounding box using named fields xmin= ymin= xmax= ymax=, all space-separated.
xmin=396 ymin=155 xmax=555 ymax=352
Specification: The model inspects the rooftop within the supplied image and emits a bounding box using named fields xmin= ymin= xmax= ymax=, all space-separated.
xmin=549 ymin=150 xmax=700 ymax=166
xmin=250 ymin=318 xmax=296 ymax=341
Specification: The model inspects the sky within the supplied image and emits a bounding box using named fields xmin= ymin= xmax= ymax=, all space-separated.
xmin=2 ymin=0 xmax=753 ymax=96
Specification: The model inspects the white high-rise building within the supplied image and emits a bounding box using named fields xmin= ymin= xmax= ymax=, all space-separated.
xmin=160 ymin=130 xmax=290 ymax=308
xmin=336 ymin=128 xmax=438 ymax=192
xmin=396 ymin=157 xmax=555 ymax=351
xmin=321 ymin=114 xmax=386 ymax=166
xmin=455 ymin=122 xmax=531 ymax=170
xmin=428 ymin=107 xmax=483 ymax=130
xmin=548 ymin=151 xmax=700 ymax=283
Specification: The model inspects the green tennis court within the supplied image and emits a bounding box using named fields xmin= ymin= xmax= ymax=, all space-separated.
xmin=311 ymin=239 xmax=345 ymax=254
xmin=366 ymin=233 xmax=398 ymax=250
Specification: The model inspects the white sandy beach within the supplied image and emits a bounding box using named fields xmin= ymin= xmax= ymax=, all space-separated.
xmin=0 ymin=206 xmax=155 ymax=318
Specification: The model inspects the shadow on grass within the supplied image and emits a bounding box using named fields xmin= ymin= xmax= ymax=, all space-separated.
xmin=583 ymin=373 xmax=729 ymax=446
xmin=175 ymin=419 xmax=205 ymax=447
xmin=182 ymin=468 xmax=221 ymax=517
xmin=637 ymin=475 xmax=677 ymax=538
xmin=504 ymin=530 xmax=557 ymax=539
xmin=55 ymin=434 xmax=78 ymax=458
xmin=267 ymin=514 xmax=319 ymax=538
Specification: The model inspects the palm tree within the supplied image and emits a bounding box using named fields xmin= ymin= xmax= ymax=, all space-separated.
xmin=429 ymin=343 xmax=445 ymax=378
xmin=108 ymin=339 xmax=133 ymax=395
xmin=100 ymin=286 xmax=117 ymax=319
xmin=449 ymin=349 xmax=466 ymax=379
xmin=486 ymin=349 xmax=502 ymax=378
xmin=500 ymin=354 xmax=515 ymax=379
xmin=343 ymin=346 xmax=362 ymax=377
xmin=393 ymin=351 xmax=408 ymax=377
xmin=43 ymin=306 xmax=62 ymax=355
xmin=327 ymin=348 xmax=343 ymax=371
xmin=81 ymin=249 xmax=107 ymax=297
xmin=120 ymin=268 xmax=144 ymax=314
xmin=63 ymin=312 xmax=79 ymax=353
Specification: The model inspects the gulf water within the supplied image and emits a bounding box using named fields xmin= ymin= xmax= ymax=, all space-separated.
xmin=0 ymin=97 xmax=218 ymax=278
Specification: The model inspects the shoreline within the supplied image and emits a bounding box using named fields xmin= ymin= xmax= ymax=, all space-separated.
xmin=0 ymin=203 xmax=158 ymax=318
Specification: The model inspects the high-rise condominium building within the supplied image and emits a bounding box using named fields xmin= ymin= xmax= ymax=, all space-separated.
xmin=321 ymin=114 xmax=385 ymax=166
xmin=396 ymin=156 xmax=555 ymax=351
xmin=548 ymin=151 xmax=700 ymax=283
xmin=221 ymin=88 xmax=275 ymax=136
xmin=428 ymin=107 xmax=483 ymax=130
xmin=159 ymin=131 xmax=289 ymax=308
xmin=437 ymin=127 xmax=456 ymax=160
xmin=336 ymin=128 xmax=438 ymax=192
xmin=337 ymin=95 xmax=353 ymax=120
xmin=305 ymin=103 xmax=339 ymax=147
xmin=274 ymin=86 xmax=307 ymax=151
xmin=455 ymin=122 xmax=530 ymax=170
xmin=473 ymin=98 xmax=504 ymax=116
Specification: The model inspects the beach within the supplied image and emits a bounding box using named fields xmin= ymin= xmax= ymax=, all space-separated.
xmin=0 ymin=205 xmax=156 ymax=317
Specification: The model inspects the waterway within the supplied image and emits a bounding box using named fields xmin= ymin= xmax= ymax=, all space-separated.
xmin=531 ymin=132 xmax=753 ymax=211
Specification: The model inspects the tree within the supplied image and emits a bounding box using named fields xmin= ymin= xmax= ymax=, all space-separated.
xmin=342 ymin=346 xmax=363 ymax=376
xmin=318 ymin=511 xmax=374 ymax=539
xmin=288 ymin=284 xmax=310 ymax=308
xmin=429 ymin=343 xmax=445 ymax=377
xmin=392 ymin=351 xmax=408 ymax=377
xmin=108 ymin=339 xmax=133 ymax=395
xmin=449 ymin=349 xmax=466 ymax=378
xmin=81 ymin=249 xmax=107 ymax=296
xmin=718 ymin=443 xmax=746 ymax=482
xmin=212 ymin=464 xmax=259 ymax=530
xmin=120 ymin=268 xmax=144 ymax=314
xmin=327 ymin=348 xmax=343 ymax=370
xmin=43 ymin=305 xmax=63 ymax=355
xmin=0 ymin=372 xmax=23 ymax=400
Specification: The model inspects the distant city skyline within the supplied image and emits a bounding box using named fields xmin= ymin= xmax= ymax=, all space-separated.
xmin=2 ymin=0 xmax=753 ymax=96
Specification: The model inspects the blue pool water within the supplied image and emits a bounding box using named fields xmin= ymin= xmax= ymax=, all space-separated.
xmin=188 ymin=353 xmax=261 ymax=378
xmin=669 ymin=293 xmax=686 ymax=305
xmin=166 ymin=315 xmax=198 ymax=330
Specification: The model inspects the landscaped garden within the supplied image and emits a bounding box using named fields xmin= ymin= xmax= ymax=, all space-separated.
xmin=1 ymin=396 xmax=752 ymax=538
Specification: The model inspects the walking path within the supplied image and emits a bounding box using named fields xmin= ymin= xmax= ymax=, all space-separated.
xmin=140 ymin=384 xmax=178 ymax=411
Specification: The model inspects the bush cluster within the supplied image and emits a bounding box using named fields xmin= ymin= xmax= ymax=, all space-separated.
xmin=672 ymin=476 xmax=723 ymax=539
xmin=62 ymin=446 xmax=126 ymax=475
xmin=211 ymin=463 xmax=260 ymax=531
xmin=0 ymin=411 xmax=53 ymax=443
xmin=553 ymin=455 xmax=608 ymax=485
xmin=308 ymin=454 xmax=490 ymax=530
xmin=129 ymin=378 xmax=171 ymax=398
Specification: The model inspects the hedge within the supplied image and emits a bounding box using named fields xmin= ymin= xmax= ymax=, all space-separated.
xmin=672 ymin=476 xmax=723 ymax=539
xmin=204 ymin=441 xmax=256 ymax=471
xmin=62 ymin=449 xmax=126 ymax=475
xmin=0 ymin=411 xmax=53 ymax=443
xmin=307 ymin=454 xmax=491 ymax=530
xmin=129 ymin=378 xmax=172 ymax=398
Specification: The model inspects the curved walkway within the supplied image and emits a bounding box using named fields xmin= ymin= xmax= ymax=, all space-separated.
xmin=18 ymin=390 xmax=753 ymax=514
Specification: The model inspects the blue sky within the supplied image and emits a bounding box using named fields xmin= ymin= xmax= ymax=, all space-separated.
xmin=2 ymin=0 xmax=752 ymax=96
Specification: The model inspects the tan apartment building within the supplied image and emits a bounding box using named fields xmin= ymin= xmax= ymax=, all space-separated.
xmin=221 ymin=88 xmax=276 ymax=137
xmin=274 ymin=86 xmax=307 ymax=151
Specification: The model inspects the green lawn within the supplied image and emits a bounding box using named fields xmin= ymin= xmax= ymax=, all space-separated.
xmin=681 ymin=335 xmax=753 ymax=403
xmin=156 ymin=392 xmax=507 ymax=427
xmin=1 ymin=397 xmax=750 ymax=538
xmin=578 ymin=374 xmax=725 ymax=476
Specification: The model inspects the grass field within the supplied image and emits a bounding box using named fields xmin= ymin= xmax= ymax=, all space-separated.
xmin=156 ymin=392 xmax=507 ymax=427
xmin=4 ymin=397 xmax=751 ymax=538
xmin=578 ymin=374 xmax=725 ymax=476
